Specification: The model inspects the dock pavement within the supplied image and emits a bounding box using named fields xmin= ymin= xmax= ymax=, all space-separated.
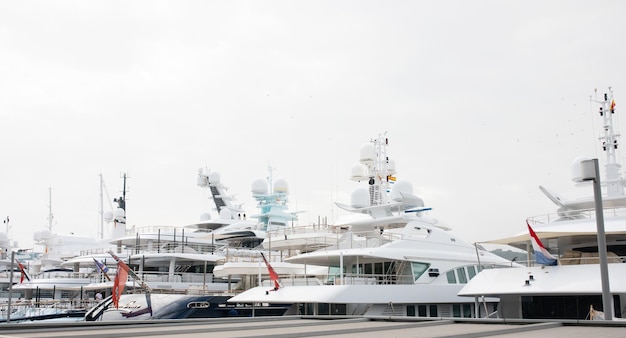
xmin=0 ymin=316 xmax=625 ymax=338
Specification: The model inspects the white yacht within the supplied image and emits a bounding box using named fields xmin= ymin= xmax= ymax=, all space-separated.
xmin=229 ymin=134 xmax=516 ymax=318
xmin=84 ymin=169 xmax=302 ymax=320
xmin=459 ymin=88 xmax=626 ymax=320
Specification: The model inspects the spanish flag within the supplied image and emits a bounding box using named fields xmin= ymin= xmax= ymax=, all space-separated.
xmin=611 ymin=100 xmax=616 ymax=112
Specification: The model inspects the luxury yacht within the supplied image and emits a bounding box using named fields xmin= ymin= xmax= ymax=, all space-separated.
xmin=229 ymin=134 xmax=516 ymax=318
xmin=84 ymin=169 xmax=301 ymax=320
xmin=459 ymin=88 xmax=626 ymax=320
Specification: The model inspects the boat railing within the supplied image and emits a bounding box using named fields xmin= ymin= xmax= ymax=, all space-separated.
xmin=254 ymin=272 xmax=415 ymax=286
xmin=78 ymin=247 xmax=120 ymax=256
xmin=217 ymin=247 xmax=286 ymax=263
xmin=130 ymin=271 xmax=224 ymax=285
xmin=331 ymin=272 xmax=416 ymax=285
xmin=514 ymin=253 xmax=626 ymax=267
xmin=527 ymin=206 xmax=626 ymax=225
xmin=116 ymin=242 xmax=223 ymax=256
xmin=125 ymin=225 xmax=187 ymax=236
xmin=268 ymin=224 xmax=346 ymax=236
xmin=265 ymin=227 xmax=406 ymax=253
xmin=30 ymin=271 xmax=92 ymax=280
xmin=0 ymin=298 xmax=100 ymax=321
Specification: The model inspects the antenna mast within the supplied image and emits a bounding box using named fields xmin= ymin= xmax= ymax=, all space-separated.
xmin=593 ymin=88 xmax=624 ymax=196
xmin=47 ymin=187 xmax=54 ymax=232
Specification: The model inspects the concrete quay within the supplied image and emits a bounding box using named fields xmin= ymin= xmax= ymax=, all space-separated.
xmin=0 ymin=316 xmax=625 ymax=338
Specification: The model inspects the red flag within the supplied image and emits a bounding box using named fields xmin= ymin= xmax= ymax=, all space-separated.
xmin=112 ymin=260 xmax=129 ymax=308
xmin=15 ymin=259 xmax=30 ymax=283
xmin=260 ymin=253 xmax=280 ymax=291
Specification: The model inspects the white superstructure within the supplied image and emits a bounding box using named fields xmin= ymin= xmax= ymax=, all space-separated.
xmin=459 ymin=88 xmax=626 ymax=320
xmin=230 ymin=134 xmax=515 ymax=318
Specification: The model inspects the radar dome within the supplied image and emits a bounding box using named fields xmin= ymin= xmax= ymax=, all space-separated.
xmin=571 ymin=156 xmax=593 ymax=182
xmin=38 ymin=229 xmax=52 ymax=240
xmin=200 ymin=213 xmax=211 ymax=221
xmin=359 ymin=143 xmax=377 ymax=164
xmin=351 ymin=163 xmax=369 ymax=181
xmin=390 ymin=180 xmax=414 ymax=202
xmin=208 ymin=171 xmax=221 ymax=184
xmin=197 ymin=169 xmax=208 ymax=187
xmin=251 ymin=178 xmax=269 ymax=194
xmin=274 ymin=179 xmax=289 ymax=193
xmin=114 ymin=207 xmax=125 ymax=220
xmin=351 ymin=187 xmax=370 ymax=208
xmin=104 ymin=210 xmax=114 ymax=222
xmin=219 ymin=208 xmax=232 ymax=219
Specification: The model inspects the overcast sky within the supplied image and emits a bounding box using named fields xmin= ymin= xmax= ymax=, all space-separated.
xmin=1 ymin=1 xmax=625 ymax=250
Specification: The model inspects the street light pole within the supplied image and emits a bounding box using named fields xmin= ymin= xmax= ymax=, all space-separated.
xmin=580 ymin=158 xmax=613 ymax=320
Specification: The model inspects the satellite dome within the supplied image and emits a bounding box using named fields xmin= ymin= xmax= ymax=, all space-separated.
xmin=114 ymin=207 xmax=125 ymax=220
xmin=219 ymin=208 xmax=232 ymax=219
xmin=351 ymin=163 xmax=369 ymax=181
xmin=208 ymin=171 xmax=221 ymax=184
xmin=104 ymin=210 xmax=114 ymax=222
xmin=251 ymin=178 xmax=269 ymax=194
xmin=359 ymin=143 xmax=377 ymax=164
xmin=197 ymin=169 xmax=208 ymax=187
xmin=351 ymin=187 xmax=370 ymax=208
xmin=200 ymin=213 xmax=211 ymax=221
xmin=274 ymin=179 xmax=289 ymax=193
xmin=571 ymin=156 xmax=593 ymax=182
xmin=39 ymin=229 xmax=52 ymax=240
xmin=390 ymin=180 xmax=414 ymax=202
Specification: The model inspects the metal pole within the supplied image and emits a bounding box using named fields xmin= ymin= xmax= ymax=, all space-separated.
xmin=203 ymin=260 xmax=207 ymax=294
xmin=7 ymin=252 xmax=14 ymax=323
xmin=590 ymin=159 xmax=613 ymax=320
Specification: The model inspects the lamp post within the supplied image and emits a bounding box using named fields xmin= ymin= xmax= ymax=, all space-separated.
xmin=574 ymin=158 xmax=613 ymax=320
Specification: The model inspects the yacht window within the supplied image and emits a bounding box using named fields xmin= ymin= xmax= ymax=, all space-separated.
xmin=327 ymin=266 xmax=341 ymax=283
xmin=467 ymin=266 xmax=476 ymax=280
xmin=453 ymin=304 xmax=461 ymax=317
xmin=457 ymin=267 xmax=468 ymax=284
xmin=384 ymin=262 xmax=394 ymax=274
xmin=446 ymin=270 xmax=457 ymax=284
xmin=407 ymin=305 xmax=415 ymax=317
xmin=318 ymin=303 xmax=330 ymax=315
xmin=411 ymin=262 xmax=430 ymax=281
xmin=374 ymin=262 xmax=383 ymax=275
xmin=299 ymin=303 xmax=314 ymax=315
xmin=463 ymin=304 xmax=472 ymax=318
xmin=331 ymin=304 xmax=346 ymax=315
xmin=429 ymin=305 xmax=438 ymax=317
xmin=418 ymin=305 xmax=427 ymax=317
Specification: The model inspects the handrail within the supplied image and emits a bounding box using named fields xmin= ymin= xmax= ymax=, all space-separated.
xmin=527 ymin=206 xmax=626 ymax=225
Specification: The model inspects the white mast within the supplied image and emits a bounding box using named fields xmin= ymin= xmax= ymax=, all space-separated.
xmin=47 ymin=187 xmax=53 ymax=232
xmin=99 ymin=174 xmax=104 ymax=240
xmin=593 ymin=88 xmax=624 ymax=197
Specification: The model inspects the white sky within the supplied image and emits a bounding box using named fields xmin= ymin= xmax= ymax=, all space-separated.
xmin=1 ymin=1 xmax=625 ymax=250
